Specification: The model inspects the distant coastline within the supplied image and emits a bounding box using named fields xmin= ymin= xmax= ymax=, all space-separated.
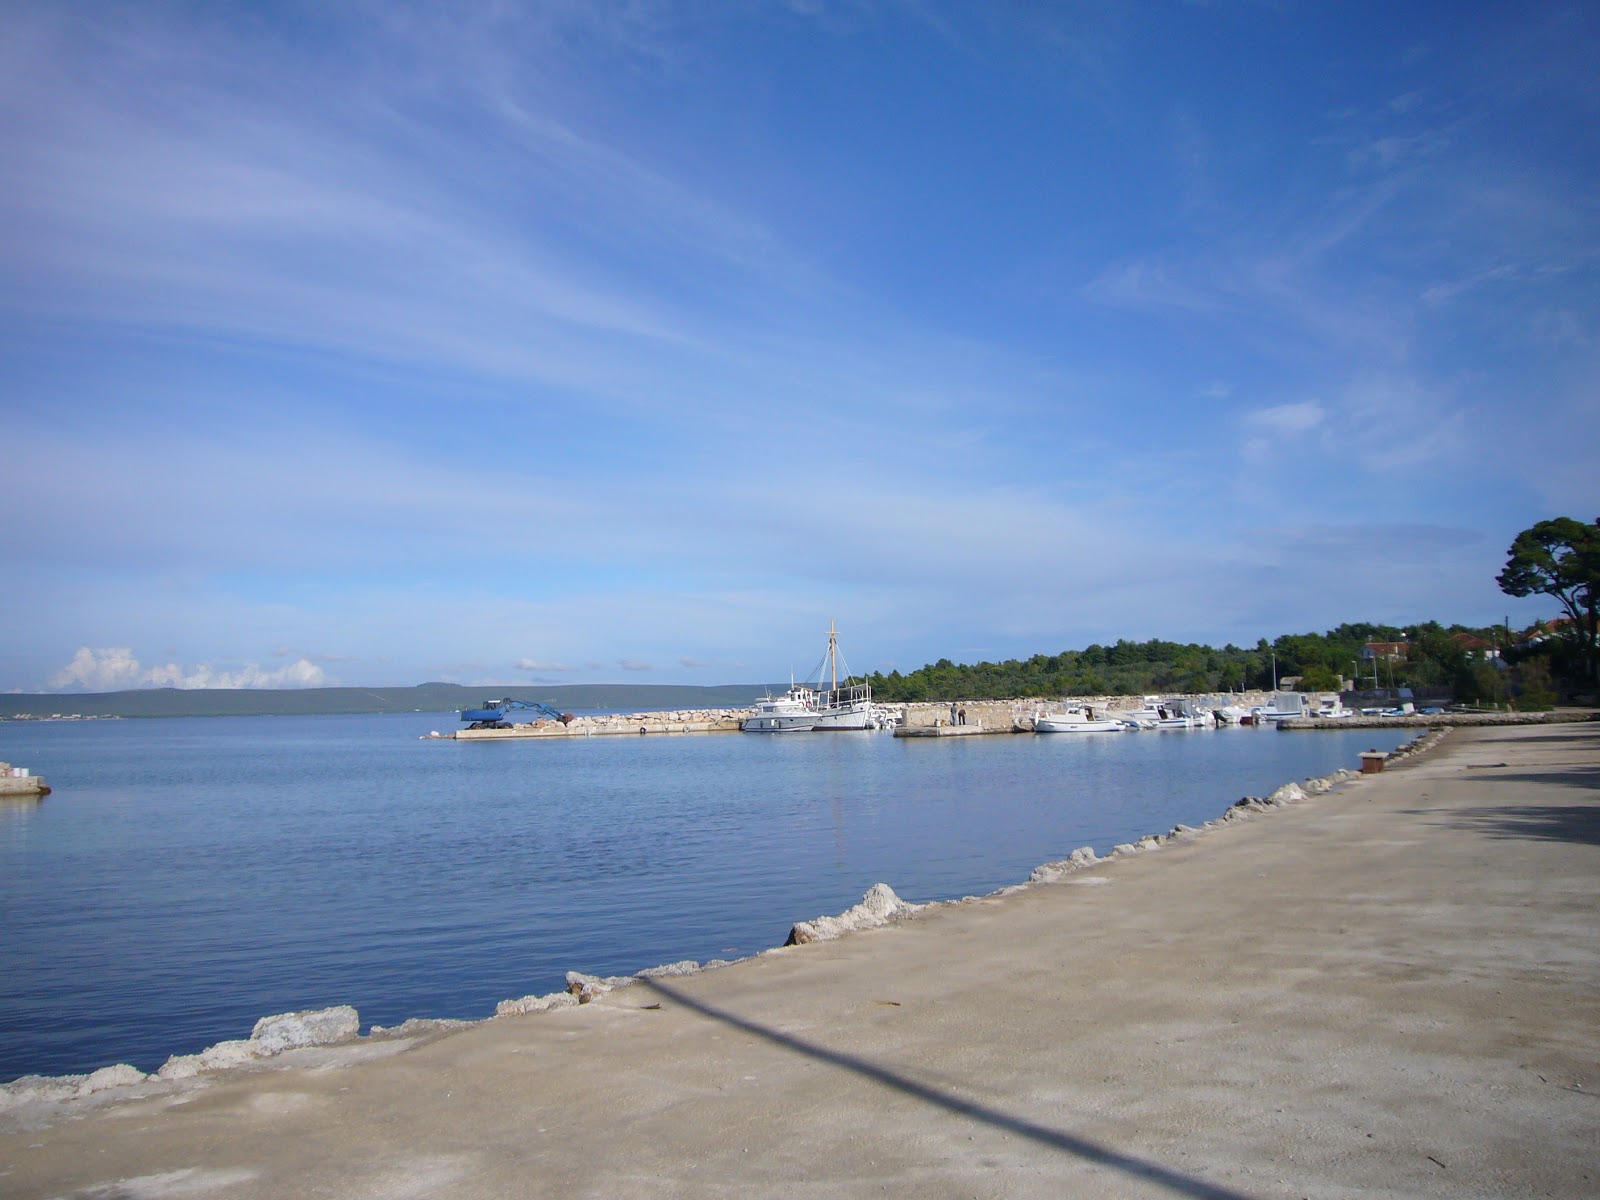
xmin=0 ymin=682 xmax=780 ymax=722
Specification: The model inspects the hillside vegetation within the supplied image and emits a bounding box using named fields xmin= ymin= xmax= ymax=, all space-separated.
xmin=864 ymin=622 xmax=1515 ymax=703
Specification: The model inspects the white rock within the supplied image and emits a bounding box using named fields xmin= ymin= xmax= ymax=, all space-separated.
xmin=0 ymin=1074 xmax=84 ymax=1110
xmin=368 ymin=1017 xmax=473 ymax=1037
xmin=250 ymin=1005 xmax=360 ymax=1055
xmin=77 ymin=1063 xmax=149 ymax=1096
xmin=158 ymin=1038 xmax=266 ymax=1080
xmin=496 ymin=991 xmax=579 ymax=1016
xmin=786 ymin=883 xmax=921 ymax=945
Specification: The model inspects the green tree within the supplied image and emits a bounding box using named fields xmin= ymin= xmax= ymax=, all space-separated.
xmin=1496 ymin=517 xmax=1600 ymax=685
xmin=1297 ymin=663 xmax=1342 ymax=691
xmin=1512 ymin=656 xmax=1558 ymax=711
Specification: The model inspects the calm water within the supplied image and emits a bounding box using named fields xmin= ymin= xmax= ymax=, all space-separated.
xmin=0 ymin=713 xmax=1409 ymax=1081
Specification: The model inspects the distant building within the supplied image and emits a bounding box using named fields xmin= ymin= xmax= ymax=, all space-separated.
xmin=1515 ymin=617 xmax=1575 ymax=651
xmin=1450 ymin=632 xmax=1500 ymax=659
xmin=1361 ymin=640 xmax=1408 ymax=663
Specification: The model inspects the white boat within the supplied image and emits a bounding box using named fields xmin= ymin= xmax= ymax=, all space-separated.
xmin=1119 ymin=696 xmax=1212 ymax=729
xmin=1313 ymin=695 xmax=1353 ymax=719
xmin=809 ymin=621 xmax=884 ymax=731
xmin=741 ymin=682 xmax=818 ymax=733
xmin=1032 ymin=704 xmax=1126 ymax=733
xmin=743 ymin=622 xmax=885 ymax=732
xmin=1251 ymin=691 xmax=1306 ymax=725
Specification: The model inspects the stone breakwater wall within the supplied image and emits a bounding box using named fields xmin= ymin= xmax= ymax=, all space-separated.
xmin=0 ymin=728 xmax=1442 ymax=1117
xmin=899 ymin=692 xmax=1278 ymax=732
xmin=452 ymin=708 xmax=746 ymax=739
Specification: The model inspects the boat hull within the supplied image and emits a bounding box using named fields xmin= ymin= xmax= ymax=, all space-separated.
xmin=1033 ymin=717 xmax=1125 ymax=733
xmin=740 ymin=715 xmax=817 ymax=732
xmin=811 ymin=699 xmax=877 ymax=730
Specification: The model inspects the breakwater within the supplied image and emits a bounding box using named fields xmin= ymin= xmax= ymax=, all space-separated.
xmin=0 ymin=762 xmax=48 ymax=796
xmin=445 ymin=708 xmax=746 ymax=738
xmin=439 ymin=692 xmax=1288 ymax=740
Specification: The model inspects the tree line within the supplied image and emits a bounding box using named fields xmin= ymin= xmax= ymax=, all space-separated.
xmin=862 ymin=516 xmax=1600 ymax=708
xmin=864 ymin=515 xmax=1600 ymax=710
xmin=861 ymin=622 xmax=1512 ymax=704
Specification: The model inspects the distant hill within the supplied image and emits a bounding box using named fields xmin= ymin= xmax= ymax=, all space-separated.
xmin=0 ymin=682 xmax=779 ymax=720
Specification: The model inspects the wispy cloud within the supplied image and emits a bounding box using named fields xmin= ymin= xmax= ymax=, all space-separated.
xmin=1 ymin=3 xmax=1594 ymax=690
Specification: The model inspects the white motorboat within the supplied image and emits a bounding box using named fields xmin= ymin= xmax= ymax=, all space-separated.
xmin=1032 ymin=704 xmax=1126 ymax=733
xmin=741 ymin=682 xmax=818 ymax=733
xmin=1251 ymin=691 xmax=1307 ymax=725
xmin=1119 ymin=696 xmax=1212 ymax=729
xmin=1312 ymin=695 xmax=1353 ymax=719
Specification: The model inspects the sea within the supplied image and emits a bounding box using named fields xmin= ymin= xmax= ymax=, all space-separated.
xmin=0 ymin=712 xmax=1411 ymax=1083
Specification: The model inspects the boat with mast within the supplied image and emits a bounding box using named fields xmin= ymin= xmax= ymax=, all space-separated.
xmin=810 ymin=620 xmax=879 ymax=730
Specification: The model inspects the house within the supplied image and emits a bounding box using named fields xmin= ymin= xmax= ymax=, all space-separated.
xmin=1361 ymin=641 xmax=1408 ymax=663
xmin=1450 ymin=632 xmax=1500 ymax=659
xmin=1516 ymin=617 xmax=1574 ymax=650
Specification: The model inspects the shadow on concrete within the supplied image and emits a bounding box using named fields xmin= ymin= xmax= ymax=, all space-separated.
xmin=639 ymin=977 xmax=1257 ymax=1200
xmin=1417 ymin=801 xmax=1600 ymax=847
xmin=1453 ymin=765 xmax=1600 ymax=793
xmin=1468 ymin=728 xmax=1599 ymax=747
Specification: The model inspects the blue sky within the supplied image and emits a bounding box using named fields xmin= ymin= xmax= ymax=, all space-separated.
xmin=3 ymin=1 xmax=1596 ymax=692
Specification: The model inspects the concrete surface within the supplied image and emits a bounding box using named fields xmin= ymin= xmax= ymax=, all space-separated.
xmin=2 ymin=722 xmax=1596 ymax=1198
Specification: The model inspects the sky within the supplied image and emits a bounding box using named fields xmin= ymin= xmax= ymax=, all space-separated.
xmin=2 ymin=1 xmax=1597 ymax=693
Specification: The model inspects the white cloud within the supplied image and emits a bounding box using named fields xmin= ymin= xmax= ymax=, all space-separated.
xmin=1253 ymin=400 xmax=1326 ymax=437
xmin=49 ymin=647 xmax=326 ymax=692
xmin=515 ymin=658 xmax=575 ymax=672
xmin=1241 ymin=400 xmax=1326 ymax=463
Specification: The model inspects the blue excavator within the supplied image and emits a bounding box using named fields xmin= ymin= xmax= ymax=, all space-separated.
xmin=459 ymin=697 xmax=565 ymax=729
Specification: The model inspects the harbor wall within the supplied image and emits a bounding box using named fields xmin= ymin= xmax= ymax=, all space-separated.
xmin=451 ymin=709 xmax=745 ymax=739
xmin=899 ymin=692 xmax=1279 ymax=732
xmin=447 ymin=692 xmax=1294 ymax=739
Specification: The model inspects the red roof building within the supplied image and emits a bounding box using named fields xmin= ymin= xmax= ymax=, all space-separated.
xmin=1361 ymin=641 xmax=1408 ymax=662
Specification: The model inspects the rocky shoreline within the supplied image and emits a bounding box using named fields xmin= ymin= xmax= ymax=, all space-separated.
xmin=0 ymin=728 xmax=1442 ymax=1118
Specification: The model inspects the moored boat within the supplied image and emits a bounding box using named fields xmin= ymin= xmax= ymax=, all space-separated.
xmin=808 ymin=621 xmax=885 ymax=731
xmin=1031 ymin=704 xmax=1126 ymax=733
xmin=1119 ymin=696 xmax=1213 ymax=729
xmin=740 ymin=682 xmax=819 ymax=733
xmin=1251 ymin=691 xmax=1307 ymax=726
